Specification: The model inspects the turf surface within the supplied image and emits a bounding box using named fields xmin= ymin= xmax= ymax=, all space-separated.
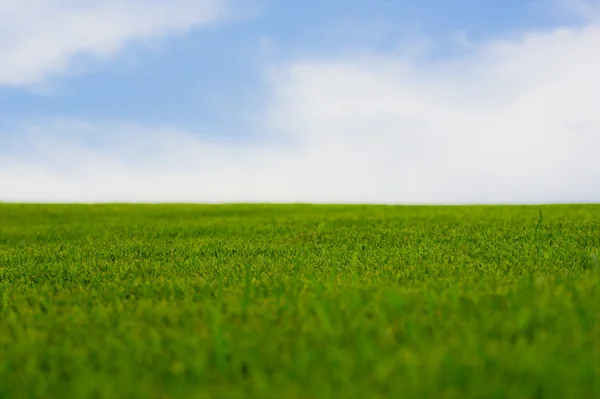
xmin=0 ymin=204 xmax=599 ymax=398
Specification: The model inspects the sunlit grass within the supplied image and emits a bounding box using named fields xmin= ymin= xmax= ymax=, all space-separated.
xmin=1 ymin=204 xmax=599 ymax=398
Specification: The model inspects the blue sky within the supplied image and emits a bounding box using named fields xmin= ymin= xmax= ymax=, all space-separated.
xmin=1 ymin=0 xmax=599 ymax=203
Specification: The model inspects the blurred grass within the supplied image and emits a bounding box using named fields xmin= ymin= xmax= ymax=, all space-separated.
xmin=0 ymin=204 xmax=599 ymax=399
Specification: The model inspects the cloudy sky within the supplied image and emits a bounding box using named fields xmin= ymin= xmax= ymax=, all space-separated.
xmin=1 ymin=0 xmax=599 ymax=203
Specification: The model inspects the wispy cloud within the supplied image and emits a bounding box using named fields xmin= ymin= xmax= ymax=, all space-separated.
xmin=558 ymin=0 xmax=600 ymax=20
xmin=2 ymin=13 xmax=600 ymax=203
xmin=0 ymin=0 xmax=229 ymax=87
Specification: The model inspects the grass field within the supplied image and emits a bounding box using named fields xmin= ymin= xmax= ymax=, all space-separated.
xmin=0 ymin=204 xmax=599 ymax=398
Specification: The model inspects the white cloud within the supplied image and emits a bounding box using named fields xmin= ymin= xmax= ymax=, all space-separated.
xmin=263 ymin=24 xmax=600 ymax=203
xmin=0 ymin=120 xmax=324 ymax=203
xmin=0 ymin=0 xmax=227 ymax=86
xmin=2 ymin=19 xmax=600 ymax=203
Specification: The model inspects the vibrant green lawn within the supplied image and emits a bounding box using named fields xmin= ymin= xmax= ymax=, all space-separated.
xmin=0 ymin=204 xmax=599 ymax=399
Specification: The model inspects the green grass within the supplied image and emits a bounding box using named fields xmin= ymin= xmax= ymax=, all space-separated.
xmin=0 ymin=204 xmax=599 ymax=399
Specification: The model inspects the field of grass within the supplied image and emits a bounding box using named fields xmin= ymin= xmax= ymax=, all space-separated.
xmin=0 ymin=204 xmax=599 ymax=398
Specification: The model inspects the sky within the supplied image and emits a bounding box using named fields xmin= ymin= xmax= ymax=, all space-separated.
xmin=1 ymin=0 xmax=599 ymax=204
